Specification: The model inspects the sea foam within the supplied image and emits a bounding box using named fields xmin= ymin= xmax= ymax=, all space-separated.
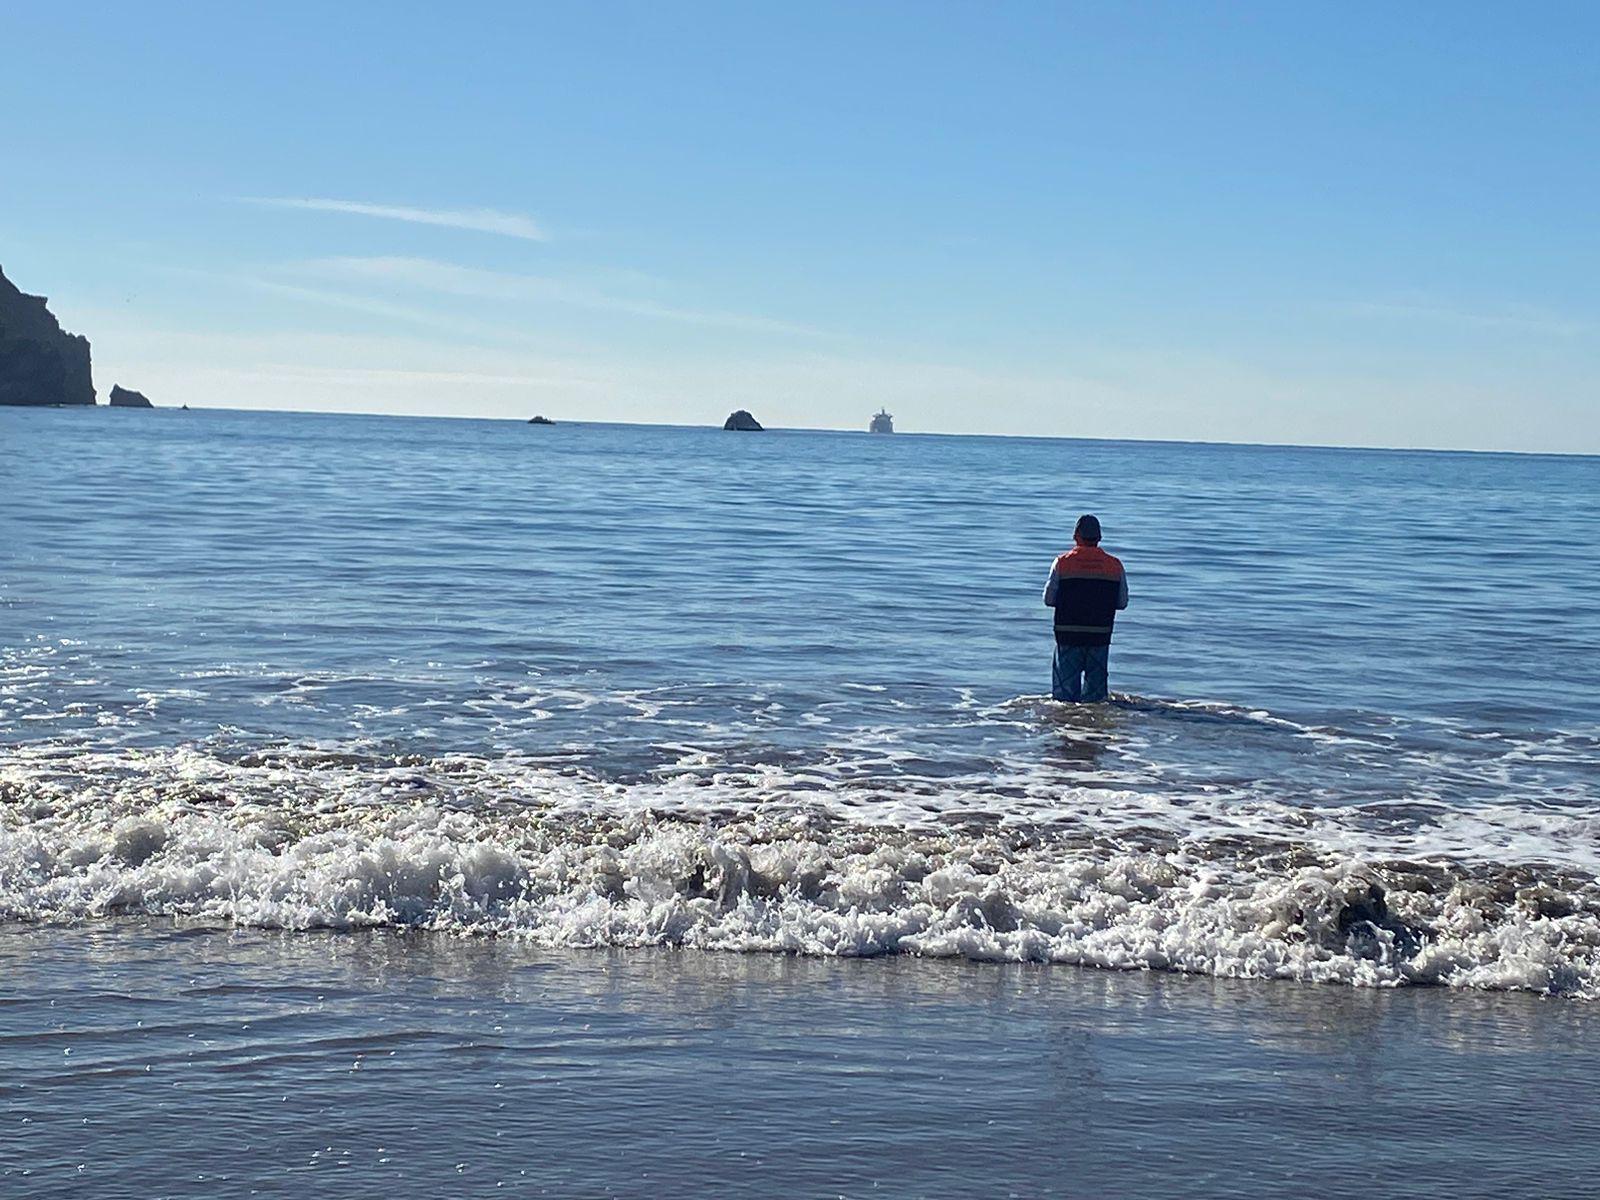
xmin=3 ymin=743 xmax=1596 ymax=998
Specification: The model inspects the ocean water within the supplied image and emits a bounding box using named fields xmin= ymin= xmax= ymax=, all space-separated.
xmin=3 ymin=406 xmax=1599 ymax=996
xmin=6 ymin=406 xmax=1600 ymax=1196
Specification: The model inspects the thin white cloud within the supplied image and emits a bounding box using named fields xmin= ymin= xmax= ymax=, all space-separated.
xmin=188 ymin=363 xmax=607 ymax=391
xmin=189 ymin=269 xmax=554 ymax=346
xmin=296 ymin=255 xmax=830 ymax=337
xmin=1335 ymin=298 xmax=1587 ymax=338
xmin=244 ymin=197 xmax=546 ymax=241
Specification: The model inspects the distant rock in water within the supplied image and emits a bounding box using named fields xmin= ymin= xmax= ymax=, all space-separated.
xmin=109 ymin=384 xmax=154 ymax=408
xmin=723 ymin=410 xmax=763 ymax=431
xmin=0 ymin=265 xmax=96 ymax=407
xmin=527 ymin=414 xmax=554 ymax=425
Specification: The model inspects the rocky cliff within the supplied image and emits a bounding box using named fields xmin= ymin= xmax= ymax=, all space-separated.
xmin=0 ymin=265 xmax=96 ymax=406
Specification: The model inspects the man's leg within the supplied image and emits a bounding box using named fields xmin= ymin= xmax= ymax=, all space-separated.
xmin=1081 ymin=644 xmax=1110 ymax=702
xmin=1052 ymin=642 xmax=1085 ymax=702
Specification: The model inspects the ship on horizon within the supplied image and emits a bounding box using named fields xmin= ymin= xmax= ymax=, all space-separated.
xmin=869 ymin=408 xmax=894 ymax=434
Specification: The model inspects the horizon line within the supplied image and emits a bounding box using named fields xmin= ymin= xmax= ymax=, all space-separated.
xmin=10 ymin=402 xmax=1593 ymax=460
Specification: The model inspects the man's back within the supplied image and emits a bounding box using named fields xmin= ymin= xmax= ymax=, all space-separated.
xmin=1043 ymin=515 xmax=1128 ymax=702
xmin=1045 ymin=544 xmax=1128 ymax=648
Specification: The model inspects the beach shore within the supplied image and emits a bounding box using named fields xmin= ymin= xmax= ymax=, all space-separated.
xmin=3 ymin=923 xmax=1596 ymax=1198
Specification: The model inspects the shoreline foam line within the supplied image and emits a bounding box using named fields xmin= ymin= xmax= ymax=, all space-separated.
xmin=3 ymin=744 xmax=1596 ymax=999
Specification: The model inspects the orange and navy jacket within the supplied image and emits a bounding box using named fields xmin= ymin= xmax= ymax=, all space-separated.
xmin=1043 ymin=545 xmax=1129 ymax=647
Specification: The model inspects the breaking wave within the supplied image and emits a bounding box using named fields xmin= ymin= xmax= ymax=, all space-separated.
xmin=3 ymin=742 xmax=1597 ymax=999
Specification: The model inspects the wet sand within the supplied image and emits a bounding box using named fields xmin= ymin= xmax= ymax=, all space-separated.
xmin=3 ymin=924 xmax=1596 ymax=1198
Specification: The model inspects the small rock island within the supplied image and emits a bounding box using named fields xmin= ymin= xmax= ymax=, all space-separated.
xmin=109 ymin=384 xmax=154 ymax=408
xmin=527 ymin=415 xmax=555 ymax=425
xmin=723 ymin=410 xmax=763 ymax=431
xmin=0 ymin=264 xmax=96 ymax=407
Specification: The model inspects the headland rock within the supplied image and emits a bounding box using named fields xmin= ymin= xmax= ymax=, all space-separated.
xmin=0 ymin=265 xmax=96 ymax=407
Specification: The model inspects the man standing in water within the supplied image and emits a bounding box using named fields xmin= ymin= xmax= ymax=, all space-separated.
xmin=1043 ymin=514 xmax=1128 ymax=702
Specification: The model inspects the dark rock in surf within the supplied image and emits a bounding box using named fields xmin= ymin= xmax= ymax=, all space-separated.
xmin=0 ymin=265 xmax=96 ymax=407
xmin=1337 ymin=882 xmax=1429 ymax=960
xmin=109 ymin=384 xmax=154 ymax=408
xmin=723 ymin=410 xmax=763 ymax=431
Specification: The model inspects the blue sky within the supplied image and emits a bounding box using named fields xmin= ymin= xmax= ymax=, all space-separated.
xmin=3 ymin=2 xmax=1596 ymax=450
